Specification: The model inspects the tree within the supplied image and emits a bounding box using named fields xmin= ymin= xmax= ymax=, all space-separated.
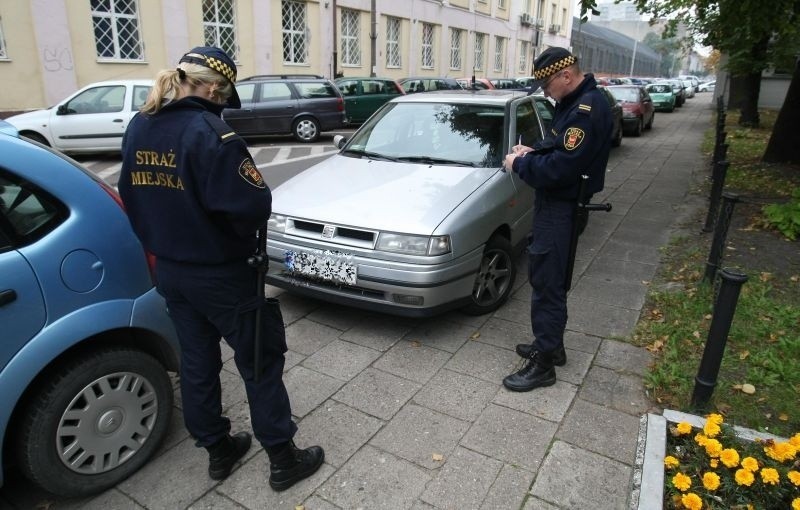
xmin=643 ymin=31 xmax=682 ymax=77
xmin=763 ymin=57 xmax=800 ymax=164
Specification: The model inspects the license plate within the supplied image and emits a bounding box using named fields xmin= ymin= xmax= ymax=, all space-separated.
xmin=284 ymin=249 xmax=357 ymax=285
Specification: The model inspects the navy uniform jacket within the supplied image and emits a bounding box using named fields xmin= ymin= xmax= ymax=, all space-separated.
xmin=512 ymin=74 xmax=612 ymax=200
xmin=119 ymin=97 xmax=270 ymax=265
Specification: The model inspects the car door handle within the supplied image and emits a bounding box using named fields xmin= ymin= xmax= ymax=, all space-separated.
xmin=0 ymin=289 xmax=17 ymax=306
xmin=113 ymin=119 xmax=124 ymax=122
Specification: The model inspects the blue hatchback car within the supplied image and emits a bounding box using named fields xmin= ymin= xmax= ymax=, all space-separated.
xmin=0 ymin=121 xmax=179 ymax=497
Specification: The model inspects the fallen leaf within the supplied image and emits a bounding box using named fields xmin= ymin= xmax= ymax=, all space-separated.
xmin=470 ymin=331 xmax=481 ymax=340
xmin=741 ymin=383 xmax=756 ymax=395
xmin=790 ymin=275 xmax=799 ymax=282
xmin=432 ymin=453 xmax=444 ymax=462
xmin=765 ymin=413 xmax=772 ymax=419
xmin=646 ymin=340 xmax=664 ymax=353
xmin=732 ymin=384 xmax=743 ymax=390
xmin=295 ymin=506 xmax=305 ymax=510
xmin=692 ymin=331 xmax=701 ymax=339
xmin=704 ymin=314 xmax=712 ymax=320
xmin=779 ymin=414 xmax=789 ymax=421
xmin=739 ymin=350 xmax=750 ymax=360
xmin=410 ymin=340 xmax=421 ymax=347
xmin=759 ymin=272 xmax=772 ymax=282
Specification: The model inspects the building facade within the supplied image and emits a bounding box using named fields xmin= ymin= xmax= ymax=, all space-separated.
xmin=0 ymin=0 xmax=575 ymax=113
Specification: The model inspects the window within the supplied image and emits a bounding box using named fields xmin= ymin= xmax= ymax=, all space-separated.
xmin=341 ymin=9 xmax=361 ymax=66
xmin=0 ymin=172 xmax=66 ymax=247
xmin=235 ymin=82 xmax=256 ymax=104
xmin=519 ymin=41 xmax=529 ymax=74
xmin=132 ymin=85 xmax=151 ymax=110
xmin=494 ymin=36 xmax=505 ymax=73
xmin=550 ymin=3 xmax=556 ymax=24
xmin=294 ymin=82 xmax=337 ymax=99
xmin=203 ymin=0 xmax=237 ymax=61
xmin=386 ymin=17 xmax=401 ymax=68
xmin=63 ymin=85 xmax=126 ymax=114
xmin=91 ymin=0 xmax=143 ymax=60
xmin=474 ymin=33 xmax=485 ymax=71
xmin=515 ymin=101 xmax=543 ymax=147
xmin=281 ymin=0 xmax=307 ymax=64
xmin=498 ymin=0 xmax=506 ymax=9
xmin=449 ymin=28 xmax=463 ymax=71
xmin=0 ymin=17 xmax=7 ymax=59
xmin=421 ymin=23 xmax=434 ymax=69
xmin=260 ymin=82 xmax=293 ymax=101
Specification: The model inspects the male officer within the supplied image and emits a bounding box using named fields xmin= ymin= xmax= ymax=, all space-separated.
xmin=501 ymin=47 xmax=612 ymax=392
xmin=119 ymin=47 xmax=324 ymax=490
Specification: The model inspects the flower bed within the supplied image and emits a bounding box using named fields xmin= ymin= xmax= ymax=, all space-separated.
xmin=634 ymin=410 xmax=799 ymax=509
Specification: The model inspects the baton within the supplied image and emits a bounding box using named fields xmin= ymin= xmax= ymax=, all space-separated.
xmin=248 ymin=226 xmax=269 ymax=382
xmin=565 ymin=175 xmax=612 ymax=291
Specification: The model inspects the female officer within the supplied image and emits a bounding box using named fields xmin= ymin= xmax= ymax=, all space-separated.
xmin=118 ymin=47 xmax=323 ymax=491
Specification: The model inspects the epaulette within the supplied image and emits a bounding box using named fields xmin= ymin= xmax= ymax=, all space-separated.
xmin=575 ymin=91 xmax=596 ymax=116
xmin=201 ymin=112 xmax=241 ymax=144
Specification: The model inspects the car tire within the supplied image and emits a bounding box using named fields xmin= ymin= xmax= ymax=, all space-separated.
xmin=462 ymin=235 xmax=516 ymax=316
xmin=611 ymin=121 xmax=623 ymax=147
xmin=20 ymin=132 xmax=50 ymax=146
xmin=292 ymin=116 xmax=321 ymax=143
xmin=16 ymin=348 xmax=173 ymax=497
xmin=631 ymin=118 xmax=643 ymax=137
xmin=645 ymin=113 xmax=654 ymax=130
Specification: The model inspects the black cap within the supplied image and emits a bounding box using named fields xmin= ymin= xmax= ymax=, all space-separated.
xmin=531 ymin=47 xmax=578 ymax=89
xmin=179 ymin=46 xmax=241 ymax=108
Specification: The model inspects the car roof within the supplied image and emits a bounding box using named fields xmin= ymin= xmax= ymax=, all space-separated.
xmin=398 ymin=76 xmax=459 ymax=82
xmin=389 ymin=89 xmax=530 ymax=105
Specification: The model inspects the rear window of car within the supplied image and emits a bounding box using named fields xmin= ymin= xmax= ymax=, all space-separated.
xmin=648 ymin=84 xmax=671 ymax=93
xmin=0 ymin=170 xmax=67 ymax=248
xmin=609 ymin=87 xmax=640 ymax=102
xmin=294 ymin=82 xmax=338 ymax=99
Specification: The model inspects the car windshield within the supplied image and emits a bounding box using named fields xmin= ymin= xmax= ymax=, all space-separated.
xmin=648 ymin=84 xmax=671 ymax=93
xmin=343 ymin=102 xmax=505 ymax=167
xmin=609 ymin=88 xmax=639 ymax=103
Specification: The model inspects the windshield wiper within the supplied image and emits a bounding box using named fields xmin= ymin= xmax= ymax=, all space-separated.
xmin=341 ymin=148 xmax=400 ymax=162
xmin=396 ymin=156 xmax=477 ymax=167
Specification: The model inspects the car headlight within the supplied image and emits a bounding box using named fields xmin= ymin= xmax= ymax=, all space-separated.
xmin=376 ymin=233 xmax=451 ymax=256
xmin=268 ymin=213 xmax=286 ymax=233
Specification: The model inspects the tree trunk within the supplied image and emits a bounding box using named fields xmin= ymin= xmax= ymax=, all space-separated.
xmin=738 ymin=71 xmax=762 ymax=128
xmin=763 ymin=57 xmax=800 ymax=164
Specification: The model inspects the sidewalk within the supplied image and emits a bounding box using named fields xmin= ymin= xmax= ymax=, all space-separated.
xmin=0 ymin=98 xmax=713 ymax=510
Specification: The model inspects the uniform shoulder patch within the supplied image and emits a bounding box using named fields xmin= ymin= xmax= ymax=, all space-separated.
xmin=238 ymin=158 xmax=266 ymax=188
xmin=563 ymin=127 xmax=585 ymax=150
xmin=202 ymin=112 xmax=241 ymax=144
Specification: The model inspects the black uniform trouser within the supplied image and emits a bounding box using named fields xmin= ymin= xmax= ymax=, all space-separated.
xmin=528 ymin=197 xmax=573 ymax=353
xmin=155 ymin=258 xmax=297 ymax=448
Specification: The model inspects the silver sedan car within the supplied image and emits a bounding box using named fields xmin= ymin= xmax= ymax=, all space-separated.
xmin=266 ymin=90 xmax=550 ymax=317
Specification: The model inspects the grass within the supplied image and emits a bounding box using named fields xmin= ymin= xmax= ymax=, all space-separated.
xmin=633 ymin=109 xmax=800 ymax=438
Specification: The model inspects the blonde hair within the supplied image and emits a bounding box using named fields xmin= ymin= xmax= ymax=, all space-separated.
xmin=140 ymin=58 xmax=234 ymax=115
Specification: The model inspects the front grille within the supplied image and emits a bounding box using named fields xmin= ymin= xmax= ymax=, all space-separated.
xmin=287 ymin=218 xmax=376 ymax=248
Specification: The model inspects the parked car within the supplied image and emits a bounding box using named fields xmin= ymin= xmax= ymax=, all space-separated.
xmin=697 ymin=80 xmax=716 ymax=93
xmin=334 ymin=77 xmax=405 ymax=124
xmin=456 ymin=77 xmax=495 ymax=90
xmin=0 ymin=122 xmax=179 ymax=497
xmin=645 ymin=83 xmax=677 ymax=112
xmin=264 ymin=90 xmax=552 ymax=316
xmin=488 ymin=78 xmax=519 ymax=89
xmin=657 ymin=79 xmax=686 ymax=106
xmin=597 ymin=85 xmax=624 ymax=147
xmin=606 ymin=85 xmax=655 ymax=137
xmin=4 ymin=79 xmax=153 ymax=154
xmin=681 ymin=79 xmax=696 ymax=98
xmin=398 ymin=77 xmax=463 ymax=94
xmin=222 ymin=74 xmax=347 ymax=142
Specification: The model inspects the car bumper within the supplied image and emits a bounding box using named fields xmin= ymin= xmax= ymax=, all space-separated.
xmin=265 ymin=236 xmax=482 ymax=317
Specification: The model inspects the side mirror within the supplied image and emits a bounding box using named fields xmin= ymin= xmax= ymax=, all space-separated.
xmin=56 ymin=104 xmax=69 ymax=115
xmin=333 ymin=134 xmax=347 ymax=149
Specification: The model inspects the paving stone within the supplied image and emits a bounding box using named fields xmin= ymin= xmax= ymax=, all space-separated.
xmin=404 ymin=319 xmax=477 ymax=353
xmin=493 ymin=380 xmax=578 ymax=423
xmin=554 ymin=347 xmax=593 ymax=386
xmin=438 ymin=309 xmax=491 ymax=328
xmin=301 ymin=339 xmax=381 ymax=381
xmin=569 ymin=275 xmax=648 ymax=310
xmin=480 ymin=463 xmax=535 ymax=510
xmin=332 ymin=367 xmax=421 ymax=420
xmin=566 ymin=296 xmax=642 ymax=338
xmin=595 ymin=237 xmax=662 ymax=265
xmin=370 ymin=404 xmax=470 ymax=469
xmin=461 ymin=404 xmax=557 ymax=472
xmin=284 ymin=365 xmax=344 ymax=418
xmin=285 ymin=318 xmax=341 ymax=355
xmin=410 ymin=501 xmax=438 ymax=510
xmin=584 ymin=254 xmax=658 ymax=284
xmin=579 ymin=365 xmax=653 ymax=416
xmin=521 ymin=496 xmax=560 ymax=510
xmin=555 ymin=399 xmax=641 ymax=464
xmin=412 ymin=368 xmax=499 ymax=422
xmin=372 ymin=340 xmax=452 ymax=384
xmin=444 ymin=340 xmax=519 ymax=385
xmin=420 ymin=446 xmax=502 ymax=509
xmin=283 ymin=349 xmax=305 ymax=372
xmin=276 ymin=292 xmax=324 ymax=325
xmin=67 ymin=489 xmax=143 ymax=510
xmin=530 ymin=441 xmax=632 ymax=510
xmin=306 ymin=304 xmax=367 ymax=331
xmin=339 ymin=314 xmax=416 ymax=351
xmin=188 ymin=490 xmax=245 ymax=509
xmin=594 ymin=339 xmax=653 ymax=376
xmin=563 ymin=329 xmax=602 ymax=355
xmin=317 ymin=445 xmax=430 ymax=510
xmin=294 ymin=400 xmax=384 ymax=468
xmin=491 ymin=294 xmax=531 ymax=325
xmin=301 ymin=495 xmax=343 ymax=509
xmin=471 ymin=317 xmax=531 ymax=351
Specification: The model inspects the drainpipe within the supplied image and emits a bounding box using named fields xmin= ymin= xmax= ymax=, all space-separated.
xmin=370 ymin=0 xmax=377 ymax=77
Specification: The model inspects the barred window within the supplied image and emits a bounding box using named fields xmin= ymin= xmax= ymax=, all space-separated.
xmin=494 ymin=36 xmax=504 ymax=73
xmin=519 ymin=41 xmax=529 ymax=73
xmin=449 ymin=28 xmax=463 ymax=70
xmin=474 ymin=33 xmax=485 ymax=71
xmin=498 ymin=0 xmax=506 ymax=8
xmin=0 ymin=18 xmax=6 ymax=59
xmin=281 ymin=0 xmax=307 ymax=64
xmin=203 ymin=0 xmax=237 ymax=60
xmin=386 ymin=17 xmax=401 ymax=68
xmin=91 ymin=0 xmax=143 ymax=60
xmin=341 ymin=9 xmax=361 ymax=66
xmin=421 ymin=23 xmax=434 ymax=69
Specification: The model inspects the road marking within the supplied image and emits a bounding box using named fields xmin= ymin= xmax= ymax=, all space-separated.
xmin=256 ymin=147 xmax=337 ymax=169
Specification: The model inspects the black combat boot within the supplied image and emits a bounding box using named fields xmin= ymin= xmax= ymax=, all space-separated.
xmin=267 ymin=441 xmax=325 ymax=491
xmin=502 ymin=350 xmax=556 ymax=392
xmin=515 ymin=343 xmax=567 ymax=366
xmin=206 ymin=431 xmax=252 ymax=480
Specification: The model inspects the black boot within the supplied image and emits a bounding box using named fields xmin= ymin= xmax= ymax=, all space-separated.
xmin=267 ymin=441 xmax=325 ymax=491
xmin=503 ymin=350 xmax=556 ymax=392
xmin=206 ymin=432 xmax=252 ymax=480
xmin=515 ymin=343 xmax=567 ymax=366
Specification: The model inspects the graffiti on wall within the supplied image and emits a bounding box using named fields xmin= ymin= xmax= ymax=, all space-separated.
xmin=42 ymin=45 xmax=74 ymax=72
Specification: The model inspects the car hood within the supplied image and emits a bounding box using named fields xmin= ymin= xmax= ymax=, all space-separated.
xmin=272 ymin=154 xmax=498 ymax=234
xmin=5 ymin=108 xmax=52 ymax=128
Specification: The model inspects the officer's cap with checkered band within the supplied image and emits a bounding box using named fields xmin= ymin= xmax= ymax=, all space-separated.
xmin=179 ymin=46 xmax=241 ymax=108
xmin=531 ymin=47 xmax=578 ymax=89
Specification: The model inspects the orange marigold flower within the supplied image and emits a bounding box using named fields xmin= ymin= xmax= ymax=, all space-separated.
xmin=788 ymin=470 xmax=800 ymax=486
xmin=764 ymin=441 xmax=797 ymax=463
xmin=735 ymin=468 xmax=755 ymax=486
xmin=703 ymin=420 xmax=721 ymax=438
xmin=695 ymin=433 xmax=708 ymax=446
xmin=704 ymin=439 xmax=722 ymax=458
xmin=676 ymin=422 xmax=693 ymax=435
xmin=706 ymin=413 xmax=723 ymax=425
xmin=790 ymin=433 xmax=800 ymax=448
xmin=681 ymin=492 xmax=703 ymax=510
xmin=709 ymin=458 xmax=719 ymax=468
xmin=673 ymin=472 xmax=692 ymax=492
xmin=760 ymin=467 xmax=780 ymax=485
xmin=719 ymin=448 xmax=740 ymax=468
xmin=702 ymin=472 xmax=720 ymax=490
xmin=792 ymin=497 xmax=800 ymax=510
xmin=741 ymin=456 xmax=759 ymax=472
xmin=664 ymin=456 xmax=680 ymax=469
